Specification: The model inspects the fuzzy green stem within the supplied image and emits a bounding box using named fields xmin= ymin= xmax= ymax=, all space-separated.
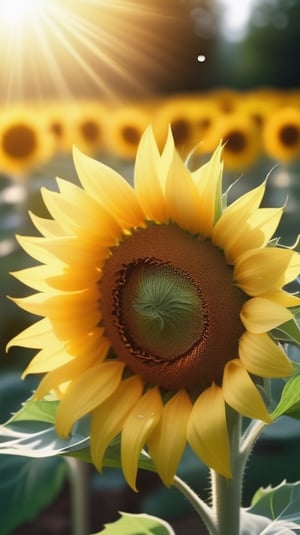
xmin=241 ymin=419 xmax=268 ymax=461
xmin=173 ymin=475 xmax=218 ymax=535
xmin=211 ymin=408 xmax=243 ymax=535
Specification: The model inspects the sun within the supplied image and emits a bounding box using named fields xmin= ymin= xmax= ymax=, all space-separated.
xmin=1 ymin=0 xmax=49 ymax=28
xmin=0 ymin=0 xmax=188 ymax=103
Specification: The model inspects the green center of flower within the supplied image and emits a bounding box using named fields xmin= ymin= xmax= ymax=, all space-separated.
xmin=120 ymin=261 xmax=206 ymax=360
xmin=100 ymin=223 xmax=246 ymax=391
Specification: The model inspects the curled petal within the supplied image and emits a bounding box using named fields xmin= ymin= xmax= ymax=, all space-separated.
xmin=121 ymin=387 xmax=163 ymax=491
xmin=91 ymin=376 xmax=144 ymax=472
xmin=234 ymin=247 xmax=299 ymax=295
xmin=56 ymin=361 xmax=125 ymax=438
xmin=225 ymin=207 xmax=282 ymax=263
xmin=262 ymin=290 xmax=300 ymax=307
xmin=223 ymin=359 xmax=271 ymax=422
xmin=147 ymin=390 xmax=192 ymax=487
xmin=239 ymin=331 xmax=294 ymax=378
xmin=213 ymin=181 xmax=267 ymax=257
xmin=187 ymin=383 xmax=231 ymax=478
xmin=241 ymin=297 xmax=294 ymax=333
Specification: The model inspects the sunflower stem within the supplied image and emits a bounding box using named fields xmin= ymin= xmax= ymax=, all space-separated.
xmin=210 ymin=408 xmax=242 ymax=535
xmin=240 ymin=418 xmax=267 ymax=460
xmin=173 ymin=475 xmax=218 ymax=535
xmin=65 ymin=457 xmax=90 ymax=535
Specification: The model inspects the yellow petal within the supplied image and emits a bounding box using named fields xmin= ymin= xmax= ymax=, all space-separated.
xmin=121 ymin=387 xmax=163 ymax=491
xmin=73 ymin=146 xmax=144 ymax=228
xmin=56 ymin=360 xmax=125 ymax=438
xmin=42 ymin=184 xmax=121 ymax=245
xmin=16 ymin=235 xmax=62 ymax=265
xmin=158 ymin=125 xmax=175 ymax=189
xmin=134 ymin=125 xmax=167 ymax=222
xmin=65 ymin=328 xmax=108 ymax=360
xmin=234 ymin=247 xmax=299 ymax=295
xmin=165 ymin=149 xmax=202 ymax=234
xmin=6 ymin=317 xmax=55 ymax=351
xmin=239 ymin=331 xmax=294 ymax=378
xmin=241 ymin=297 xmax=294 ymax=333
xmin=192 ymin=142 xmax=223 ymax=235
xmin=262 ymin=289 xmax=300 ymax=307
xmin=147 ymin=390 xmax=192 ymax=487
xmin=278 ymin=251 xmax=300 ymax=287
xmin=22 ymin=345 xmax=72 ymax=377
xmin=11 ymin=265 xmax=58 ymax=292
xmin=213 ymin=181 xmax=266 ymax=258
xmin=47 ymin=266 xmax=101 ymax=292
xmin=226 ymin=207 xmax=282 ymax=263
xmin=91 ymin=375 xmax=144 ymax=471
xmin=35 ymin=347 xmax=102 ymax=400
xmin=29 ymin=211 xmax=64 ymax=238
xmin=187 ymin=383 xmax=231 ymax=478
xmin=223 ymin=359 xmax=271 ymax=422
xmin=12 ymin=290 xmax=100 ymax=336
xmin=42 ymin=236 xmax=106 ymax=267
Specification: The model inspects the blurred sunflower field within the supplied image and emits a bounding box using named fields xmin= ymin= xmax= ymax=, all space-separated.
xmin=1 ymin=1 xmax=300 ymax=534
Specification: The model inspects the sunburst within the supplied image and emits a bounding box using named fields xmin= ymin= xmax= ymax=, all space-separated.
xmin=0 ymin=0 xmax=182 ymax=103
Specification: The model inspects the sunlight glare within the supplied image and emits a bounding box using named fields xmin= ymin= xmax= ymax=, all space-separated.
xmin=0 ymin=0 xmax=182 ymax=103
xmin=2 ymin=0 xmax=49 ymax=28
xmin=218 ymin=0 xmax=256 ymax=41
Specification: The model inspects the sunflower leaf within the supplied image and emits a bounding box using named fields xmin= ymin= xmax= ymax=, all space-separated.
xmin=271 ymin=373 xmax=300 ymax=420
xmin=7 ymin=395 xmax=59 ymax=425
xmin=272 ymin=318 xmax=300 ymax=345
xmin=246 ymin=480 xmax=300 ymax=530
xmin=92 ymin=512 xmax=175 ymax=535
xmin=0 ymin=454 xmax=67 ymax=535
xmin=0 ymin=415 xmax=90 ymax=458
xmin=68 ymin=438 xmax=155 ymax=474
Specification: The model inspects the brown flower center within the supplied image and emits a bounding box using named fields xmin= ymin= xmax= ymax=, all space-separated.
xmin=225 ymin=130 xmax=247 ymax=153
xmin=279 ymin=124 xmax=300 ymax=147
xmin=81 ymin=120 xmax=101 ymax=142
xmin=100 ymin=223 xmax=246 ymax=391
xmin=2 ymin=124 xmax=37 ymax=159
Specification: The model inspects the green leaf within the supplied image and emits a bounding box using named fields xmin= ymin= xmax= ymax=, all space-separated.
xmin=0 ymin=454 xmax=67 ymax=535
xmin=92 ymin=512 xmax=175 ymax=535
xmin=271 ymin=373 xmax=300 ymax=420
xmin=7 ymin=395 xmax=59 ymax=425
xmin=248 ymin=480 xmax=300 ymax=527
xmin=0 ymin=415 xmax=90 ymax=458
xmin=0 ymin=398 xmax=155 ymax=480
xmin=69 ymin=436 xmax=155 ymax=474
xmin=272 ymin=318 xmax=300 ymax=345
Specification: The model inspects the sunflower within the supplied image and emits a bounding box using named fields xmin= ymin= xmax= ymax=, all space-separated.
xmin=152 ymin=95 xmax=198 ymax=156
xmin=204 ymin=112 xmax=263 ymax=171
xmin=8 ymin=126 xmax=299 ymax=491
xmin=70 ymin=100 xmax=109 ymax=156
xmin=262 ymin=106 xmax=300 ymax=162
xmin=0 ymin=106 xmax=55 ymax=176
xmin=104 ymin=104 xmax=151 ymax=159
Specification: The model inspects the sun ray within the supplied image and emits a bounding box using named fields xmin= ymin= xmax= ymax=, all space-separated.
xmin=0 ymin=0 xmax=185 ymax=103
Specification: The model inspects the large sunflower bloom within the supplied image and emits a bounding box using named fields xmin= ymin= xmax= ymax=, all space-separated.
xmin=8 ymin=126 xmax=299 ymax=490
